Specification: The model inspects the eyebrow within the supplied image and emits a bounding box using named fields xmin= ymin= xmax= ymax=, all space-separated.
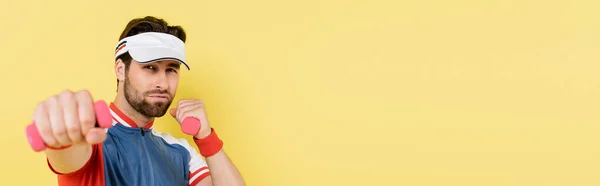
xmin=168 ymin=63 xmax=181 ymax=69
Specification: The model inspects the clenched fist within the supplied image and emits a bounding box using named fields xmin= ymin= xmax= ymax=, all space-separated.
xmin=169 ymin=99 xmax=212 ymax=139
xmin=32 ymin=90 xmax=108 ymax=149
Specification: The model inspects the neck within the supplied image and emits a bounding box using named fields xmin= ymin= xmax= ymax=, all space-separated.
xmin=113 ymin=93 xmax=154 ymax=128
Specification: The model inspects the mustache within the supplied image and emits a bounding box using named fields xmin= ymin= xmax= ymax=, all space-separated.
xmin=144 ymin=89 xmax=171 ymax=97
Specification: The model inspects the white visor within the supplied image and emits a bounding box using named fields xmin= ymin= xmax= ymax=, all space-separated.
xmin=114 ymin=32 xmax=189 ymax=70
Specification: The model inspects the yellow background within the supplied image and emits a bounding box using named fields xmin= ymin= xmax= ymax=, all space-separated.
xmin=1 ymin=0 xmax=600 ymax=185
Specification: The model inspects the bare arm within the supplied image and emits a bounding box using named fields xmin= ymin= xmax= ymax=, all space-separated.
xmin=170 ymin=99 xmax=245 ymax=186
xmin=45 ymin=145 xmax=92 ymax=173
xmin=35 ymin=90 xmax=108 ymax=174
xmin=196 ymin=150 xmax=245 ymax=186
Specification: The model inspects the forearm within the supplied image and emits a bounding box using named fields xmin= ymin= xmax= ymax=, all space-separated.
xmin=45 ymin=144 xmax=92 ymax=174
xmin=205 ymin=150 xmax=245 ymax=186
xmin=192 ymin=127 xmax=245 ymax=186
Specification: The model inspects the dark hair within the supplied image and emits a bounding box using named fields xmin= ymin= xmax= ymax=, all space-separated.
xmin=115 ymin=16 xmax=187 ymax=91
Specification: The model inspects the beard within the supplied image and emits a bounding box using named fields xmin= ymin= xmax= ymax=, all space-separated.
xmin=123 ymin=77 xmax=173 ymax=118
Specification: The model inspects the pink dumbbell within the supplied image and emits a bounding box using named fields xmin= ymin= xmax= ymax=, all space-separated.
xmin=25 ymin=100 xmax=113 ymax=152
xmin=181 ymin=117 xmax=201 ymax=135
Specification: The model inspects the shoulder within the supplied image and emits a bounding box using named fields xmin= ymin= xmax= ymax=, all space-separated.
xmin=150 ymin=129 xmax=196 ymax=153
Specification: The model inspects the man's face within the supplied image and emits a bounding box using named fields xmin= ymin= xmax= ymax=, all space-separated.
xmin=123 ymin=59 xmax=181 ymax=118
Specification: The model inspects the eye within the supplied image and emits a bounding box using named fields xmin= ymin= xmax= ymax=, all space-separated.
xmin=167 ymin=68 xmax=178 ymax=73
xmin=144 ymin=65 xmax=156 ymax=70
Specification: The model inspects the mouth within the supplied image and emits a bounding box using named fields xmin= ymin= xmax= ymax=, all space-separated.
xmin=147 ymin=94 xmax=170 ymax=100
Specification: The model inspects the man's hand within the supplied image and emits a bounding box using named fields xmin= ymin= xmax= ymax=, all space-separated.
xmin=169 ymin=99 xmax=212 ymax=139
xmin=35 ymin=89 xmax=107 ymax=174
xmin=33 ymin=90 xmax=107 ymax=149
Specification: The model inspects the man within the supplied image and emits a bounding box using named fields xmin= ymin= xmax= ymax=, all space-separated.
xmin=30 ymin=16 xmax=246 ymax=186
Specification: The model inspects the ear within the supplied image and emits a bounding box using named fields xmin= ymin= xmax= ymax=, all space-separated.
xmin=115 ymin=59 xmax=126 ymax=81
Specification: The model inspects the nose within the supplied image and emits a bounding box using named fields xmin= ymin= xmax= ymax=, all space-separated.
xmin=153 ymin=71 xmax=169 ymax=89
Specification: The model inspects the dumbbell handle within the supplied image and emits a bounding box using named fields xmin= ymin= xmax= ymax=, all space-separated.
xmin=25 ymin=100 xmax=113 ymax=152
xmin=181 ymin=117 xmax=201 ymax=135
